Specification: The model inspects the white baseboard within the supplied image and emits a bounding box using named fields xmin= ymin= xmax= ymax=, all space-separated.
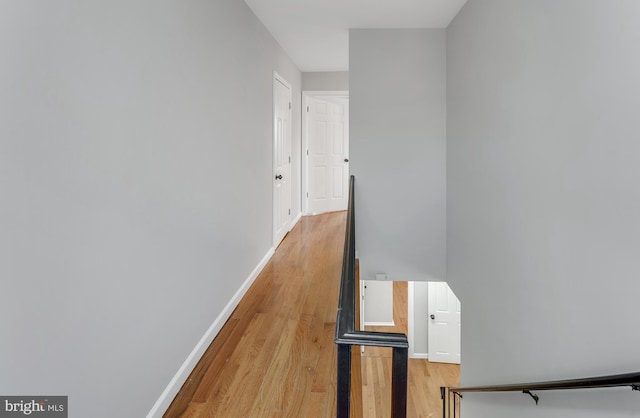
xmin=364 ymin=321 xmax=395 ymax=327
xmin=146 ymin=248 xmax=275 ymax=418
xmin=291 ymin=212 xmax=302 ymax=229
xmin=410 ymin=353 xmax=429 ymax=360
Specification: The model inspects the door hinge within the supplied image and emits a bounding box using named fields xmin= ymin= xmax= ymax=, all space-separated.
xmin=306 ymin=192 xmax=309 ymax=198
xmin=288 ymin=209 xmax=291 ymax=215
xmin=288 ymin=156 xmax=291 ymax=163
xmin=307 ymin=106 xmax=309 ymax=112
xmin=289 ymin=102 xmax=292 ymax=110
xmin=306 ymin=149 xmax=309 ymax=156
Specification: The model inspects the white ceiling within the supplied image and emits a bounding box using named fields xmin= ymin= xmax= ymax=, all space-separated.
xmin=243 ymin=0 xmax=468 ymax=72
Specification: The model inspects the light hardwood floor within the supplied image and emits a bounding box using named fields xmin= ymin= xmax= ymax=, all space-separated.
xmin=165 ymin=212 xmax=345 ymax=417
xmin=164 ymin=212 xmax=459 ymax=418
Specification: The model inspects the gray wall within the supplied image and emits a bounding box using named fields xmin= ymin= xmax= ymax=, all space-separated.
xmin=302 ymin=71 xmax=349 ymax=91
xmin=0 ymin=1 xmax=300 ymax=417
xmin=350 ymin=29 xmax=446 ymax=282
xmin=363 ymin=280 xmax=394 ymax=325
xmin=447 ymin=1 xmax=640 ymax=416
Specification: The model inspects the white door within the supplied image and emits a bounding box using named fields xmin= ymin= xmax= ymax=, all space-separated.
xmin=305 ymin=96 xmax=349 ymax=214
xmin=273 ymin=74 xmax=292 ymax=247
xmin=428 ymin=282 xmax=461 ymax=364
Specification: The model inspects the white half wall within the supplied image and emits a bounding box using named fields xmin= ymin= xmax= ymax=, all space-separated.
xmin=448 ymin=1 xmax=640 ymax=416
xmin=0 ymin=1 xmax=301 ymax=417
xmin=349 ymin=29 xmax=446 ymax=282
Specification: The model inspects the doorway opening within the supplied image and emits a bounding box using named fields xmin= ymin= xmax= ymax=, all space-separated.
xmin=360 ymin=280 xmax=460 ymax=416
xmin=273 ymin=72 xmax=293 ymax=248
xmin=361 ymin=280 xmax=461 ymax=363
xmin=409 ymin=281 xmax=461 ymax=364
xmin=302 ymin=91 xmax=349 ymax=215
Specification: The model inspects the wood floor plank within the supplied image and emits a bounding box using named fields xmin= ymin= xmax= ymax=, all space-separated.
xmin=178 ymin=402 xmax=206 ymax=418
xmin=245 ymin=318 xmax=299 ymax=416
xmin=307 ymin=392 xmax=328 ymax=418
xmin=162 ymin=317 xmax=239 ymax=417
xmin=311 ymin=322 xmax=337 ymax=393
xmin=204 ymin=313 xmax=278 ymax=417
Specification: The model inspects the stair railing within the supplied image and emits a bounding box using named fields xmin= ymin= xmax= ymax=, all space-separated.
xmin=335 ymin=175 xmax=409 ymax=418
xmin=441 ymin=371 xmax=640 ymax=417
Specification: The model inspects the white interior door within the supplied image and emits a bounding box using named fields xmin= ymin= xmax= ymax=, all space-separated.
xmin=428 ymin=282 xmax=461 ymax=364
xmin=305 ymin=95 xmax=349 ymax=214
xmin=273 ymin=74 xmax=292 ymax=247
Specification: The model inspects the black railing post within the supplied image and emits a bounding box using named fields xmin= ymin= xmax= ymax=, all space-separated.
xmin=391 ymin=346 xmax=408 ymax=418
xmin=452 ymin=391 xmax=456 ymax=418
xmin=337 ymin=344 xmax=352 ymax=418
xmin=335 ymin=176 xmax=409 ymax=418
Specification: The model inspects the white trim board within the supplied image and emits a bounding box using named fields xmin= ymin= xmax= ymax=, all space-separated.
xmin=146 ymin=248 xmax=275 ymax=418
xmin=304 ymin=90 xmax=349 ymax=97
xmin=408 ymin=281 xmax=429 ymax=359
xmin=291 ymin=211 xmax=302 ymax=230
xmin=364 ymin=321 xmax=395 ymax=327
xmin=408 ymin=281 xmax=416 ymax=358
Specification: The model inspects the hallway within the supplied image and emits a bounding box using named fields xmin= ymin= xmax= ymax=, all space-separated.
xmin=165 ymin=212 xmax=458 ymax=417
xmin=165 ymin=212 xmax=345 ymax=417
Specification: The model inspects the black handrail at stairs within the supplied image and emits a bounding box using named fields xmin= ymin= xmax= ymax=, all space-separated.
xmin=335 ymin=175 xmax=409 ymax=418
xmin=441 ymin=371 xmax=640 ymax=417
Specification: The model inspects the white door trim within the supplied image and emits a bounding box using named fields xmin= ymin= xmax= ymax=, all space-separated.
xmin=428 ymin=282 xmax=462 ymax=364
xmin=273 ymin=71 xmax=293 ymax=248
xmin=302 ymin=90 xmax=349 ymax=215
xmin=408 ymin=281 xmax=429 ymax=359
xmin=408 ymin=281 xmax=415 ymax=357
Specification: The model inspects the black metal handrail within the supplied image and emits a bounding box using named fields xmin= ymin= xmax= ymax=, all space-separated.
xmin=335 ymin=175 xmax=409 ymax=418
xmin=441 ymin=371 xmax=640 ymax=417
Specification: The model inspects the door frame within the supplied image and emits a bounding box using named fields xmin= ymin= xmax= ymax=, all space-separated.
xmin=302 ymin=90 xmax=349 ymax=215
xmin=407 ymin=281 xmax=430 ymax=359
xmin=408 ymin=282 xmax=428 ymax=359
xmin=427 ymin=281 xmax=462 ymax=364
xmin=273 ymin=71 xmax=293 ymax=248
